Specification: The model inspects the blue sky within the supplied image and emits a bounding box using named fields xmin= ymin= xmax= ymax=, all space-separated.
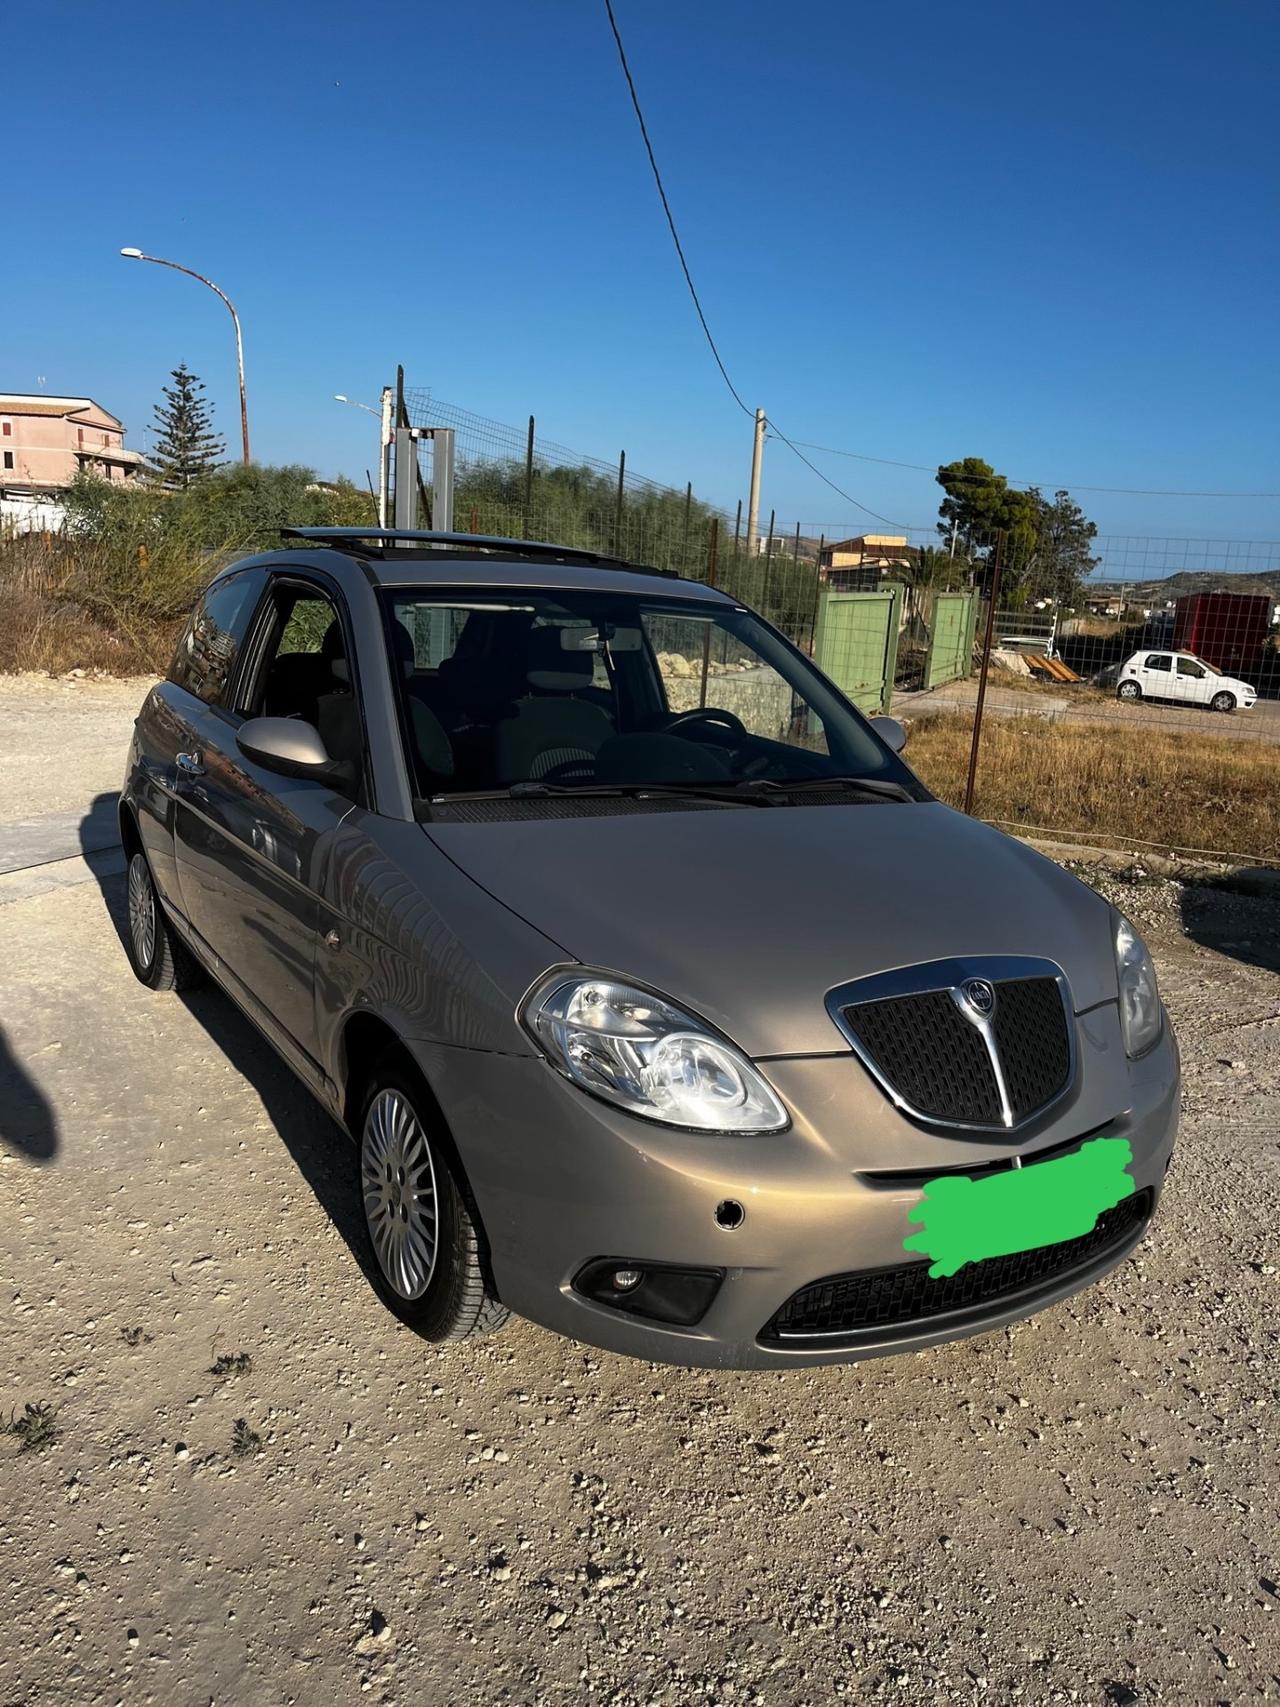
xmin=7 ymin=0 xmax=1279 ymax=543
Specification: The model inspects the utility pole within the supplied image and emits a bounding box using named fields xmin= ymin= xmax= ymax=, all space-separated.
xmin=746 ymin=407 xmax=765 ymax=555
xmin=378 ymin=387 xmax=393 ymax=528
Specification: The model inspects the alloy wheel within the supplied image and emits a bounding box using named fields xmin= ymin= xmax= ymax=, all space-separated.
xmin=361 ymin=1088 xmax=439 ymax=1300
xmin=127 ymin=854 xmax=157 ymax=971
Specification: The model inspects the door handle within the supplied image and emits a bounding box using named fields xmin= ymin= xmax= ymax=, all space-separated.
xmin=176 ymin=751 xmax=205 ymax=777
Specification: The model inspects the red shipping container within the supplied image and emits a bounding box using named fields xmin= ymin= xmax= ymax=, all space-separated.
xmin=1171 ymin=591 xmax=1271 ymax=677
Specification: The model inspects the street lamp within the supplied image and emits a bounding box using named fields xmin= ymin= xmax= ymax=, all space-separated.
xmin=334 ymin=393 xmax=379 ymax=418
xmin=119 ymin=247 xmax=250 ymax=465
xmin=334 ymin=388 xmax=393 ymax=527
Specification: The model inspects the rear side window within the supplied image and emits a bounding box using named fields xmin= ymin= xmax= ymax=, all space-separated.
xmin=1144 ymin=654 xmax=1171 ymax=672
xmin=169 ymin=570 xmax=263 ymax=706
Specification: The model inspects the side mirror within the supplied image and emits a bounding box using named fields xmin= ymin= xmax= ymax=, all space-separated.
xmin=870 ymin=714 xmax=908 ymax=754
xmin=236 ymin=715 xmax=334 ymax=778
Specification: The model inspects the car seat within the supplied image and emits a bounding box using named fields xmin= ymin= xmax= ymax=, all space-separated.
xmin=493 ymin=627 xmax=615 ymax=784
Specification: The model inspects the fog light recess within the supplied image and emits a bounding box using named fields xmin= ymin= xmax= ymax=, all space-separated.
xmin=573 ymin=1258 xmax=724 ymax=1326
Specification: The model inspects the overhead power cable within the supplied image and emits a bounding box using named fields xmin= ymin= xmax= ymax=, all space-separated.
xmin=602 ymin=0 xmax=752 ymax=420
xmin=761 ymin=424 xmax=907 ymax=529
xmin=784 ymin=439 xmax=1280 ymax=501
xmin=601 ymin=0 xmax=907 ymax=528
xmin=604 ymin=4 xmax=1276 ymax=518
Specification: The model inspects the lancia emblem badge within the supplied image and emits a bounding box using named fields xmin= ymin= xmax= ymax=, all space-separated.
xmin=961 ymin=978 xmax=996 ymax=1017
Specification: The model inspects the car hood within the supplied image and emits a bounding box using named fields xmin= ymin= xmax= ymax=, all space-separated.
xmin=425 ymin=801 xmax=1119 ymax=1058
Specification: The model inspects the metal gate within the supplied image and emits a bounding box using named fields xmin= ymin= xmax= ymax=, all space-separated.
xmin=924 ymin=591 xmax=977 ymax=689
xmin=812 ymin=583 xmax=904 ymax=714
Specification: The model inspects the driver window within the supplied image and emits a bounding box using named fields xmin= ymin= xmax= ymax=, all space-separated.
xmin=641 ymin=611 xmax=827 ymax=753
xmin=247 ymin=583 xmax=364 ymax=803
xmin=1176 ymin=658 xmax=1204 ymax=678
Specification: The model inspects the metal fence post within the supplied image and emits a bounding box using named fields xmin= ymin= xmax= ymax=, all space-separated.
xmin=378 ymin=386 xmax=393 ymax=527
xmin=393 ymin=428 xmax=418 ymax=532
xmin=613 ymin=451 xmax=626 ymax=556
xmin=963 ymin=530 xmax=1005 ymax=816
xmin=523 ymin=415 xmax=535 ymax=536
xmin=431 ymin=428 xmax=455 ymax=533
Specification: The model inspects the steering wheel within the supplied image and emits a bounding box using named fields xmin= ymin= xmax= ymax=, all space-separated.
xmin=664 ymin=707 xmax=747 ymax=740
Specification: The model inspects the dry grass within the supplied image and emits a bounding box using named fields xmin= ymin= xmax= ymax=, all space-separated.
xmin=0 ymin=532 xmax=197 ymax=675
xmin=908 ymin=712 xmax=1279 ymax=864
xmin=0 ymin=587 xmax=179 ymax=675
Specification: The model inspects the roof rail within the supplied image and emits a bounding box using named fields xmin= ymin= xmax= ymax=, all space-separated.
xmin=279 ymin=527 xmax=678 ymax=577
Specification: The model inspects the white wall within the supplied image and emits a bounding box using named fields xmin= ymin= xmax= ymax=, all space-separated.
xmin=0 ymin=492 xmax=67 ymax=533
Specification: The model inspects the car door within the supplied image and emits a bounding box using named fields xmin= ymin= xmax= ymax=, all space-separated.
xmin=1174 ymin=655 xmax=1211 ymax=706
xmin=171 ymin=571 xmax=369 ymax=1081
xmin=1140 ymin=652 xmax=1173 ymax=701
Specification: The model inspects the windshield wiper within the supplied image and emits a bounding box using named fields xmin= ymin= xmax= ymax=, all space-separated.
xmin=732 ymin=774 xmax=917 ymax=803
xmin=430 ymin=781 xmax=771 ymax=807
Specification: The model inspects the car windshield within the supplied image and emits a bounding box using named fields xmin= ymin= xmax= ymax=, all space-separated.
xmin=381 ymin=587 xmax=921 ymax=804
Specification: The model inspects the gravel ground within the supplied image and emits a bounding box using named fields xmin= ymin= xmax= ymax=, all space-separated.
xmin=0 ymin=673 xmax=156 ymax=823
xmin=895 ymin=675 xmax=1280 ymax=744
xmin=1 ymin=683 xmax=1278 ymax=1706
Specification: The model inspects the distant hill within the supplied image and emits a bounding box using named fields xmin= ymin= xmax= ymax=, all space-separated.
xmin=1092 ymin=568 xmax=1280 ymax=602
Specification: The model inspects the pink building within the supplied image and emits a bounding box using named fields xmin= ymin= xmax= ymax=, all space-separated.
xmin=0 ymin=394 xmax=143 ymax=495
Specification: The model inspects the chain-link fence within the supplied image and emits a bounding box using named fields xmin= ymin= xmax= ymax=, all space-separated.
xmin=397 ymin=382 xmax=1279 ymax=867
xmin=402 ymin=388 xmax=826 ymax=652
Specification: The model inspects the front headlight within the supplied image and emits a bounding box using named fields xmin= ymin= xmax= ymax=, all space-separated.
xmin=1114 ymin=915 xmax=1163 ymax=1058
xmin=523 ymin=973 xmax=789 ymax=1133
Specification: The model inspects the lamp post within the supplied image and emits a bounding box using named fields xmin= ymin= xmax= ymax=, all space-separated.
xmin=120 ymin=248 xmax=250 ymax=465
xmin=334 ymin=390 xmax=393 ymax=527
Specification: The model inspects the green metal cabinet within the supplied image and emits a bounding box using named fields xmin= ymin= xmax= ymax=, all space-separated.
xmin=813 ymin=583 xmax=904 ymax=714
xmin=924 ymin=591 xmax=977 ymax=690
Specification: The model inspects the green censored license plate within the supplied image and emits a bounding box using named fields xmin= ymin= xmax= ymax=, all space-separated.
xmin=902 ymin=1137 xmax=1135 ymax=1280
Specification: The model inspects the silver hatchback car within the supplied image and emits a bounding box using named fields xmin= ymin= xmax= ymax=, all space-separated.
xmin=120 ymin=529 xmax=1179 ymax=1368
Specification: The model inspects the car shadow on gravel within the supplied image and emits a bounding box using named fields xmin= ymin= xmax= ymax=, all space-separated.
xmin=83 ymin=798 xmax=376 ymax=1286
xmin=1178 ymin=874 xmax=1280 ymax=977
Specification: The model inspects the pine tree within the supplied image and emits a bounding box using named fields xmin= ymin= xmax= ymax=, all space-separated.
xmin=148 ymin=364 xmax=224 ymax=488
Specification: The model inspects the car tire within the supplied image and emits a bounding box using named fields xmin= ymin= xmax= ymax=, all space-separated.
xmin=1210 ymin=691 xmax=1236 ymax=714
xmin=1117 ymin=680 xmax=1142 ymax=701
xmin=357 ymin=1060 xmax=510 ymax=1342
xmin=124 ymin=849 xmax=204 ymax=992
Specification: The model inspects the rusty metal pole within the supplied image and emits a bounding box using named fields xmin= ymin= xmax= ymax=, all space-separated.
xmin=699 ymin=517 xmax=719 ymax=708
xmin=963 ymin=530 xmax=1005 ymax=817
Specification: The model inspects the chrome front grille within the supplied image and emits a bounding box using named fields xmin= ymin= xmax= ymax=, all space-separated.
xmin=828 ymin=957 xmax=1075 ymax=1132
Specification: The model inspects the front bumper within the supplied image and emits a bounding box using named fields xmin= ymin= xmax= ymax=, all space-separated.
xmin=410 ymin=1002 xmax=1179 ymax=1369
